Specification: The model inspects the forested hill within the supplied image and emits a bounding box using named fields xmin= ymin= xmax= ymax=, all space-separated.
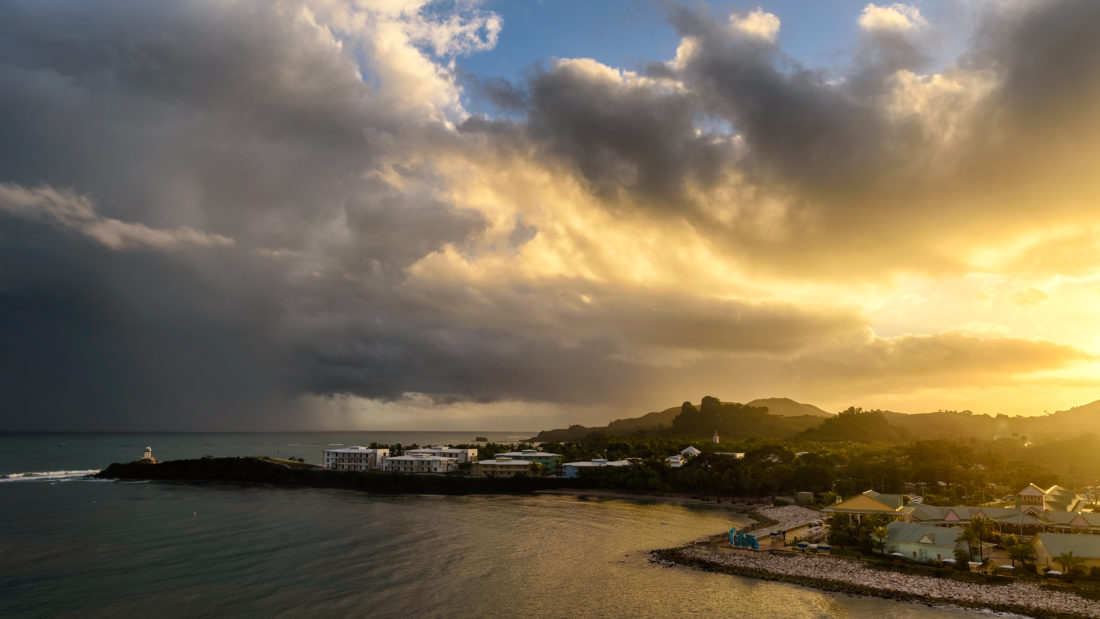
xmin=533 ymin=397 xmax=1100 ymax=445
xmin=745 ymin=397 xmax=831 ymax=418
xmin=533 ymin=396 xmax=825 ymax=442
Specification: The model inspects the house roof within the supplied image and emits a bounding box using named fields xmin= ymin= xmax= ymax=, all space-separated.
xmin=1018 ymin=483 xmax=1046 ymax=497
xmin=864 ymin=490 xmax=905 ymax=510
xmin=562 ymin=460 xmax=631 ymax=468
xmin=825 ymin=490 xmax=905 ymax=514
xmin=885 ymin=521 xmax=962 ymax=546
xmin=1035 ymin=532 xmax=1100 ymax=560
xmin=1045 ymin=511 xmax=1100 ymax=528
xmin=902 ymin=503 xmax=1059 ymax=527
xmin=476 ymin=459 xmax=531 ymax=466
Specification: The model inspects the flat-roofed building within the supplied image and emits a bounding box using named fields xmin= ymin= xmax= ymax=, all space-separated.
xmin=404 ymin=446 xmax=479 ymax=463
xmin=562 ymin=459 xmax=631 ymax=478
xmin=493 ymin=449 xmax=561 ymax=469
xmin=322 ymin=446 xmax=389 ymax=471
xmin=381 ymin=453 xmax=458 ymax=474
xmin=471 ymin=458 xmax=532 ymax=477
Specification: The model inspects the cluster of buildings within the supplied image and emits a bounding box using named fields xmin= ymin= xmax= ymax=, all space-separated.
xmin=322 ymin=441 xmax=756 ymax=482
xmin=322 ymin=443 xmax=715 ymax=478
xmin=322 ymin=446 xmax=477 ymax=474
xmin=322 ymin=445 xmax=586 ymax=477
xmin=825 ymin=485 xmax=1100 ymax=574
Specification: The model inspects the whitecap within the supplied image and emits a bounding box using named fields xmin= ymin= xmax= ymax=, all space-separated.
xmin=0 ymin=469 xmax=101 ymax=483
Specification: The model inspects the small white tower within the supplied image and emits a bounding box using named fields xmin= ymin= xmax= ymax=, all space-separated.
xmin=141 ymin=446 xmax=156 ymax=462
xmin=712 ymin=430 xmax=720 ymax=444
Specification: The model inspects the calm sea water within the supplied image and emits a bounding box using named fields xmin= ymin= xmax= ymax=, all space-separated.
xmin=0 ymin=433 xmax=986 ymax=617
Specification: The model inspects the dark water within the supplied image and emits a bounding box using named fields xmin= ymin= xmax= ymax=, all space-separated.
xmin=0 ymin=434 xmax=986 ymax=617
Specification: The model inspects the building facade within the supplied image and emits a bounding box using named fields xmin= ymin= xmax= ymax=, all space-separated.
xmin=381 ymin=454 xmax=458 ymax=474
xmin=882 ymin=521 xmax=964 ymax=563
xmin=471 ymin=458 xmax=532 ymax=477
xmin=404 ymin=446 xmax=479 ymax=463
xmin=322 ymin=446 xmax=390 ymax=471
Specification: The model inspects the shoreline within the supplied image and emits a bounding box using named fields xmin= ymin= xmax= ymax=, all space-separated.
xmin=534 ymin=487 xmax=771 ymax=514
xmin=652 ymin=542 xmax=1100 ymax=619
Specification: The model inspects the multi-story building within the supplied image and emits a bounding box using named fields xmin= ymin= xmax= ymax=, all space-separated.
xmin=381 ymin=453 xmax=458 ymax=474
xmin=492 ymin=449 xmax=561 ymax=469
xmin=322 ymin=446 xmax=389 ymax=471
xmin=471 ymin=458 xmax=532 ymax=477
xmin=404 ymin=446 xmax=479 ymax=463
xmin=1016 ymin=484 xmax=1084 ymax=514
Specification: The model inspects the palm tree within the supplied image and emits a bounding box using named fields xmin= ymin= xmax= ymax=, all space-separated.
xmin=1056 ymin=551 xmax=1084 ymax=575
xmin=959 ymin=528 xmax=981 ymax=563
xmin=872 ymin=525 xmax=888 ymax=555
xmin=963 ymin=519 xmax=990 ymax=562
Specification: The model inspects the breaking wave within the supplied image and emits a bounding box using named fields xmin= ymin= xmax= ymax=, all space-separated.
xmin=0 ymin=469 xmax=101 ymax=482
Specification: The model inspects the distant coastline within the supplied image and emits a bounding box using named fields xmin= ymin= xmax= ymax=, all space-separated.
xmin=96 ymin=456 xmax=586 ymax=494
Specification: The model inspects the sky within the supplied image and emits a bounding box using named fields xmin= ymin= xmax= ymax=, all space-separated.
xmin=1 ymin=0 xmax=1099 ymax=431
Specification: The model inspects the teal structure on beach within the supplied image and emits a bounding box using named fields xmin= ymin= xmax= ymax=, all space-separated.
xmin=729 ymin=528 xmax=758 ymax=550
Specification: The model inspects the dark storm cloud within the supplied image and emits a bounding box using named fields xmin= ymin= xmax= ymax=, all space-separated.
xmin=522 ymin=58 xmax=736 ymax=210
xmin=0 ymin=0 xmax=488 ymax=429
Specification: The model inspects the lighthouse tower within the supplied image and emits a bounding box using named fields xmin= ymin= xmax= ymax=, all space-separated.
xmin=141 ymin=446 xmax=156 ymax=463
xmin=712 ymin=430 xmax=720 ymax=444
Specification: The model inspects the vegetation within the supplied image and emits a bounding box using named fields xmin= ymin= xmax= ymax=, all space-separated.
xmin=1003 ymin=534 xmax=1036 ymax=569
xmin=528 ymin=396 xmax=1100 ymax=499
xmin=1057 ymin=551 xmax=1086 ymax=576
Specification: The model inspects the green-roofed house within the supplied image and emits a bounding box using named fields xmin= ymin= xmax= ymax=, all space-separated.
xmin=1033 ymin=532 xmax=1100 ymax=575
xmin=883 ymin=521 xmax=965 ymax=563
xmin=823 ymin=490 xmax=907 ymax=522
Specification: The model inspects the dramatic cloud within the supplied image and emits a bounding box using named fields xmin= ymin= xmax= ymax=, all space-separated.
xmin=1 ymin=0 xmax=1099 ymax=429
xmin=0 ymin=183 xmax=234 ymax=251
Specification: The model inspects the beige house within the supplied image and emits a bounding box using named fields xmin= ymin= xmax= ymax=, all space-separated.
xmin=1034 ymin=533 xmax=1100 ymax=575
xmin=824 ymin=490 xmax=907 ymax=521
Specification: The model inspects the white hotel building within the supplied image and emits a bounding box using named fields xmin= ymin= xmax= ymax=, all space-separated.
xmin=381 ymin=453 xmax=459 ymax=474
xmin=322 ymin=446 xmax=390 ymax=471
xmin=403 ymin=446 xmax=479 ymax=463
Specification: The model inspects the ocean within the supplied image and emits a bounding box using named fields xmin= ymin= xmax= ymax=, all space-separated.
xmin=0 ymin=433 xmax=985 ymax=617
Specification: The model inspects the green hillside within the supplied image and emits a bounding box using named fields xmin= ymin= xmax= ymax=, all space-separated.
xmin=533 ymin=397 xmax=1100 ymax=446
xmin=746 ymin=397 xmax=832 ymax=418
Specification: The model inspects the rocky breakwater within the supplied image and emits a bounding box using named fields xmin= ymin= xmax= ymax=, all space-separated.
xmin=653 ymin=545 xmax=1100 ymax=619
